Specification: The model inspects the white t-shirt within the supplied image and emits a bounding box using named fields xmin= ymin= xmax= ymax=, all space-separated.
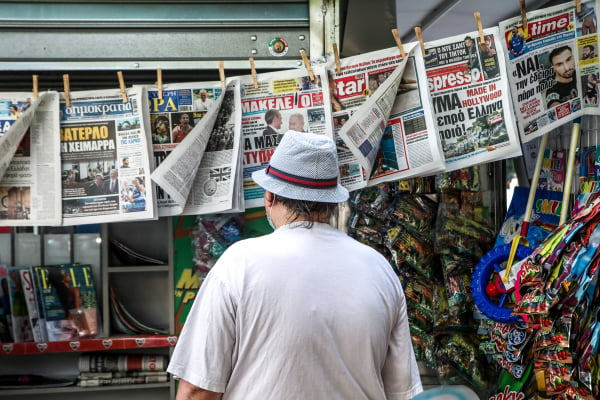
xmin=168 ymin=222 xmax=422 ymax=400
xmin=194 ymin=98 xmax=214 ymax=111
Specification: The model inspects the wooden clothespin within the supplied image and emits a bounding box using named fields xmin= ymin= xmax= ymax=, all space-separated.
xmin=117 ymin=71 xmax=128 ymax=103
xmin=299 ymin=49 xmax=315 ymax=81
xmin=474 ymin=12 xmax=485 ymax=44
xmin=63 ymin=74 xmax=71 ymax=107
xmin=156 ymin=68 xmax=163 ymax=100
xmin=520 ymin=0 xmax=528 ymax=38
xmin=414 ymin=27 xmax=425 ymax=58
xmin=576 ymin=0 xmax=581 ymax=14
xmin=249 ymin=57 xmax=259 ymax=89
xmin=332 ymin=43 xmax=342 ymax=74
xmin=218 ymin=61 xmax=225 ymax=91
xmin=391 ymin=29 xmax=405 ymax=57
xmin=32 ymin=75 xmax=38 ymax=102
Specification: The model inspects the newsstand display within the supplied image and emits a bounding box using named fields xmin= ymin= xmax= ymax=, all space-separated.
xmin=348 ymin=154 xmax=600 ymax=399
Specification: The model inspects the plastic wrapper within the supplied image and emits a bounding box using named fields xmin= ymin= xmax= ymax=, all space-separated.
xmin=389 ymin=194 xmax=437 ymax=232
xmin=410 ymin=326 xmax=436 ymax=366
xmin=405 ymin=278 xmax=434 ymax=332
xmin=436 ymin=166 xmax=480 ymax=192
xmin=436 ymin=332 xmax=490 ymax=393
xmin=192 ymin=214 xmax=244 ymax=272
xmin=386 ymin=227 xmax=437 ymax=280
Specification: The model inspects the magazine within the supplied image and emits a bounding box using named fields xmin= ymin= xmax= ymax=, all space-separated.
xmin=499 ymin=2 xmax=583 ymax=143
xmin=327 ymin=43 xmax=446 ymax=191
xmin=147 ymin=79 xmax=244 ymax=216
xmin=423 ymin=27 xmax=522 ymax=171
xmin=34 ymin=264 xmax=98 ymax=341
xmin=238 ymin=65 xmax=334 ymax=208
xmin=0 ymin=92 xmax=62 ymax=226
xmin=59 ymin=87 xmax=157 ymax=225
xmin=19 ymin=266 xmax=47 ymax=342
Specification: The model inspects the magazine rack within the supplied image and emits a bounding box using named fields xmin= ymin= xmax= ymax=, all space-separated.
xmin=0 ymin=217 xmax=176 ymax=400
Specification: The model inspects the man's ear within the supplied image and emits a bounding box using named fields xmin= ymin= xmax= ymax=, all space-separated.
xmin=264 ymin=190 xmax=276 ymax=208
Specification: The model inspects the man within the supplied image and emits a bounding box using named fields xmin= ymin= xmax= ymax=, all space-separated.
xmin=168 ymin=131 xmax=423 ymax=400
xmin=287 ymin=112 xmax=306 ymax=132
xmin=120 ymin=157 xmax=130 ymax=168
xmin=582 ymin=44 xmax=595 ymax=60
xmin=261 ymin=109 xmax=282 ymax=136
xmin=194 ymin=89 xmax=214 ymax=111
xmin=464 ymin=36 xmax=480 ymax=71
xmin=261 ymin=109 xmax=282 ymax=147
xmin=104 ymin=169 xmax=119 ymax=194
xmin=87 ymin=174 xmax=105 ymax=196
xmin=152 ymin=115 xmax=171 ymax=144
xmin=173 ymin=113 xmax=193 ymax=143
xmin=509 ymin=26 xmax=526 ymax=59
xmin=480 ymin=35 xmax=500 ymax=80
xmin=545 ymin=45 xmax=577 ymax=109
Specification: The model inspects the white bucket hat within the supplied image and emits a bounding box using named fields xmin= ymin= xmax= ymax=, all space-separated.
xmin=252 ymin=130 xmax=349 ymax=203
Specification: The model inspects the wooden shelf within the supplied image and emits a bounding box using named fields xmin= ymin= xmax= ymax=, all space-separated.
xmin=0 ymin=335 xmax=178 ymax=355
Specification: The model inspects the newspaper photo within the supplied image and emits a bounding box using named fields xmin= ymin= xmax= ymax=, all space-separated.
xmin=576 ymin=0 xmax=600 ymax=113
xmin=499 ymin=2 xmax=583 ymax=143
xmin=328 ymin=44 xmax=445 ymax=191
xmin=423 ymin=27 xmax=522 ymax=170
xmin=0 ymin=91 xmax=62 ymax=226
xmin=239 ymin=65 xmax=334 ymax=209
xmin=60 ymin=87 xmax=156 ymax=225
xmin=149 ymin=79 xmax=243 ymax=216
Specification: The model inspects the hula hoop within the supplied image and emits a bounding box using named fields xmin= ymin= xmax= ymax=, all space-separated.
xmin=471 ymin=243 xmax=533 ymax=324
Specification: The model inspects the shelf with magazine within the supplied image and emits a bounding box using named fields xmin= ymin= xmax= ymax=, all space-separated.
xmin=0 ymin=220 xmax=176 ymax=399
xmin=101 ymin=217 xmax=174 ymax=340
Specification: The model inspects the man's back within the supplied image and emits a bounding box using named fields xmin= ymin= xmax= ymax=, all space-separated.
xmin=170 ymin=222 xmax=422 ymax=400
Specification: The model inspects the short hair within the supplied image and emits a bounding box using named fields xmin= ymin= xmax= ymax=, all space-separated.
xmin=549 ymin=45 xmax=572 ymax=64
xmin=272 ymin=193 xmax=338 ymax=229
xmin=264 ymin=109 xmax=281 ymax=124
xmin=584 ymin=45 xmax=595 ymax=52
xmin=289 ymin=113 xmax=304 ymax=122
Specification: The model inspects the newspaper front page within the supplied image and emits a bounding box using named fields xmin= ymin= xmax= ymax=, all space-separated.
xmin=149 ymin=79 xmax=243 ymax=216
xmin=424 ymin=27 xmax=522 ymax=170
xmin=60 ymin=87 xmax=156 ymax=225
xmin=239 ymin=66 xmax=334 ymax=209
xmin=0 ymin=92 xmax=62 ymax=226
xmin=500 ymin=2 xmax=583 ymax=143
xmin=328 ymin=44 xmax=445 ymax=192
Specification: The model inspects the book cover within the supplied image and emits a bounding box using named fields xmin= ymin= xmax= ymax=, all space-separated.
xmin=34 ymin=264 xmax=86 ymax=341
xmin=0 ymin=265 xmax=13 ymax=342
xmin=19 ymin=266 xmax=47 ymax=342
xmin=7 ymin=266 xmax=33 ymax=342
xmin=70 ymin=264 xmax=101 ymax=338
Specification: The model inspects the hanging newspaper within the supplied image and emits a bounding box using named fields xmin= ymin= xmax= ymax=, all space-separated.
xmin=240 ymin=66 xmax=334 ymax=209
xmin=499 ymin=2 xmax=582 ymax=143
xmin=423 ymin=27 xmax=522 ymax=170
xmin=148 ymin=79 xmax=243 ymax=216
xmin=60 ymin=87 xmax=156 ymax=225
xmin=576 ymin=0 xmax=600 ymax=112
xmin=0 ymin=92 xmax=62 ymax=226
xmin=328 ymin=43 xmax=445 ymax=191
